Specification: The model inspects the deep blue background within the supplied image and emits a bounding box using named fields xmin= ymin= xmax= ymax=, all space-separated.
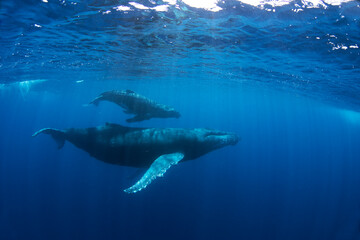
xmin=1 ymin=79 xmax=360 ymax=240
xmin=1 ymin=0 xmax=360 ymax=239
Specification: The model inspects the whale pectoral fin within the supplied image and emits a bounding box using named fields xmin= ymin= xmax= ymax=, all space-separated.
xmin=126 ymin=115 xmax=148 ymax=123
xmin=124 ymin=152 xmax=184 ymax=194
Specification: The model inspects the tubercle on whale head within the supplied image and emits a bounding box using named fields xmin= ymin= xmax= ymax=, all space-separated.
xmin=165 ymin=107 xmax=181 ymax=118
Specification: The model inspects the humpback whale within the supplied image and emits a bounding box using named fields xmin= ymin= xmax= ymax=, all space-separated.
xmin=33 ymin=123 xmax=239 ymax=193
xmin=89 ymin=90 xmax=181 ymax=122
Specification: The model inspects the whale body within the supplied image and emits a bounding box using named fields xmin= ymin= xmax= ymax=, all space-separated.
xmin=33 ymin=123 xmax=239 ymax=193
xmin=89 ymin=90 xmax=181 ymax=122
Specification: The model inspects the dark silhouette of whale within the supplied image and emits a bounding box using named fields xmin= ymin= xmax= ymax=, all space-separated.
xmin=33 ymin=123 xmax=239 ymax=193
xmin=89 ymin=90 xmax=181 ymax=122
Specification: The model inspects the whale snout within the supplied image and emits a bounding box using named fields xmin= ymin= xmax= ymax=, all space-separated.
xmin=169 ymin=110 xmax=181 ymax=118
xmin=221 ymin=132 xmax=240 ymax=146
xmin=230 ymin=134 xmax=240 ymax=145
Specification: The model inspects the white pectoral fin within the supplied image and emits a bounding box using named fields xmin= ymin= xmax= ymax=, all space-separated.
xmin=124 ymin=152 xmax=184 ymax=194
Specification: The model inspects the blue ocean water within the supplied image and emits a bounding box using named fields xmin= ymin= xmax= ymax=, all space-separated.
xmin=1 ymin=0 xmax=360 ymax=239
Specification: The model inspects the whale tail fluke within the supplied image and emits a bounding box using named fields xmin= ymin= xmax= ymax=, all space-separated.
xmin=32 ymin=128 xmax=66 ymax=149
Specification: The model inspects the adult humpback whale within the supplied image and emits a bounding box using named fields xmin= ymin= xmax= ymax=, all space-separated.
xmin=89 ymin=90 xmax=181 ymax=122
xmin=33 ymin=123 xmax=239 ymax=193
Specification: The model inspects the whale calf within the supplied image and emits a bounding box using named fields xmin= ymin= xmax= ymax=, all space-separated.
xmin=89 ymin=90 xmax=181 ymax=122
xmin=33 ymin=123 xmax=239 ymax=193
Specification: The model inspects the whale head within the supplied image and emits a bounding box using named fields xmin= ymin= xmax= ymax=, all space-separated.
xmin=183 ymin=128 xmax=239 ymax=159
xmin=200 ymin=129 xmax=240 ymax=148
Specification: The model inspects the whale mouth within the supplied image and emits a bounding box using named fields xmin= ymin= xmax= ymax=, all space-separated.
xmin=205 ymin=131 xmax=240 ymax=146
xmin=205 ymin=132 xmax=227 ymax=138
xmin=205 ymin=131 xmax=234 ymax=137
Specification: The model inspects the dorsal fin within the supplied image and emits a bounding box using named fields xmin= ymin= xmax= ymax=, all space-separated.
xmin=105 ymin=122 xmax=131 ymax=129
xmin=104 ymin=122 xmax=145 ymax=133
xmin=125 ymin=89 xmax=135 ymax=94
